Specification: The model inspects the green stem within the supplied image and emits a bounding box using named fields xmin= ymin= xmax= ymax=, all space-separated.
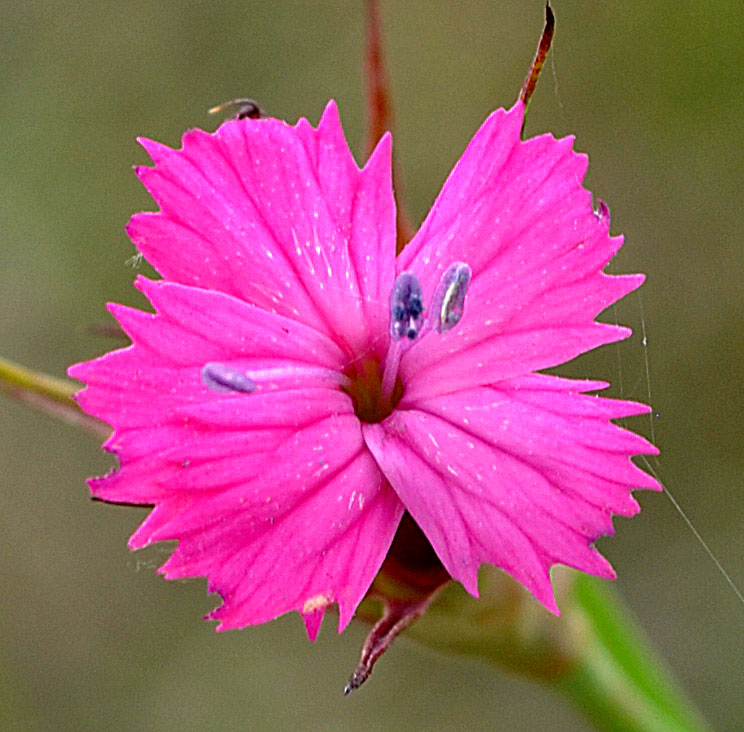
xmin=555 ymin=575 xmax=711 ymax=732
xmin=396 ymin=568 xmax=711 ymax=732
xmin=0 ymin=355 xmax=109 ymax=437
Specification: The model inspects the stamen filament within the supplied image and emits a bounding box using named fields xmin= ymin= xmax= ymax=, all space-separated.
xmin=383 ymin=271 xmax=426 ymax=402
xmin=248 ymin=365 xmax=352 ymax=390
xmin=202 ymin=362 xmax=350 ymax=394
xmin=380 ymin=338 xmax=403 ymax=403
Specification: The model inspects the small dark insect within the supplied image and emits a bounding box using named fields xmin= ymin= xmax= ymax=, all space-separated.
xmin=208 ymin=98 xmax=263 ymax=120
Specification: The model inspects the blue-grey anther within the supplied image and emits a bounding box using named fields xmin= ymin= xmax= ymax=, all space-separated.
xmin=431 ymin=262 xmax=473 ymax=333
xmin=390 ymin=271 xmax=425 ymax=340
xmin=202 ymin=362 xmax=257 ymax=394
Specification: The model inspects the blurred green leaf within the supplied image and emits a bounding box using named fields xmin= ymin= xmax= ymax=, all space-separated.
xmin=555 ymin=575 xmax=712 ymax=732
xmin=402 ymin=568 xmax=711 ymax=732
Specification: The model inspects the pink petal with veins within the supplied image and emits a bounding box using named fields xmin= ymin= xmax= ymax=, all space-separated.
xmin=399 ymin=101 xmax=644 ymax=399
xmin=364 ymin=375 xmax=659 ymax=613
xmin=70 ymin=277 xmax=404 ymax=633
xmin=128 ymin=101 xmax=396 ymax=361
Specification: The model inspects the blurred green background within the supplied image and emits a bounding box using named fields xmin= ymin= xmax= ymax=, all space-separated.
xmin=1 ymin=1 xmax=742 ymax=730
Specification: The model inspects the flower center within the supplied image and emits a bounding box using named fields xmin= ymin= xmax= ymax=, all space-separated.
xmin=344 ymin=262 xmax=473 ymax=425
xmin=343 ymin=359 xmax=403 ymax=423
xmin=202 ymin=264 xmax=472 ymax=425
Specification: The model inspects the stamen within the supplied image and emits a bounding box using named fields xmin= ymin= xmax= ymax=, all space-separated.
xmin=389 ymin=272 xmax=424 ymax=341
xmin=429 ymin=262 xmax=473 ymax=333
xmin=382 ymin=272 xmax=424 ymax=401
xmin=202 ymin=363 xmax=350 ymax=394
xmin=201 ymin=363 xmax=257 ymax=394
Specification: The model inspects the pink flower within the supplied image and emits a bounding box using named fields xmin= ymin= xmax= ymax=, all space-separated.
xmin=69 ymin=99 xmax=659 ymax=643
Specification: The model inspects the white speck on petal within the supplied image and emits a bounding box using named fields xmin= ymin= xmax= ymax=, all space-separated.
xmin=303 ymin=593 xmax=332 ymax=614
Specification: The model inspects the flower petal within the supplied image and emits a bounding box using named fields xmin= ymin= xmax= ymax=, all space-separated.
xmin=397 ymin=101 xmax=641 ymax=398
xmin=145 ymin=415 xmax=403 ymax=638
xmin=363 ymin=374 xmax=659 ymax=613
xmin=69 ymin=278 xmax=349 ymax=446
xmin=69 ymin=277 xmax=404 ymax=636
xmin=127 ymin=100 xmax=396 ymax=362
